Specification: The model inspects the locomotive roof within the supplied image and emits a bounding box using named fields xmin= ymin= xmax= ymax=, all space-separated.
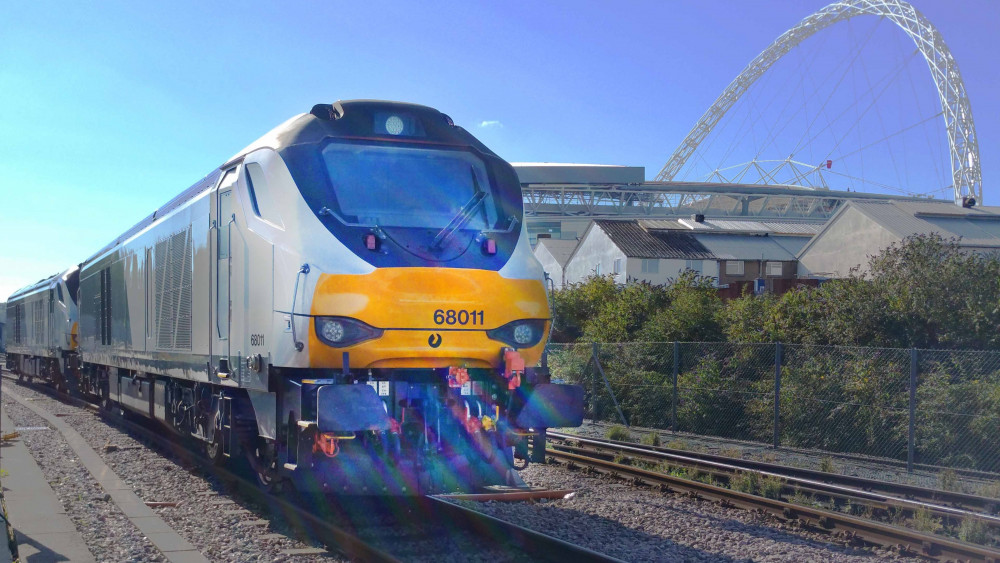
xmin=8 ymin=266 xmax=77 ymax=301
xmin=225 ymin=99 xmax=466 ymax=164
xmin=78 ymin=100 xmax=482 ymax=269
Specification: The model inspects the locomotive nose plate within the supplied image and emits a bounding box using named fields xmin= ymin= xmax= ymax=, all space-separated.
xmin=307 ymin=267 xmax=550 ymax=369
xmin=310 ymin=267 xmax=548 ymax=330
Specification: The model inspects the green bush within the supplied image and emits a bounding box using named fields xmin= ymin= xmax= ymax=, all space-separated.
xmin=548 ymin=234 xmax=1000 ymax=472
xmin=640 ymin=432 xmax=662 ymax=447
xmin=605 ymin=425 xmax=632 ymax=442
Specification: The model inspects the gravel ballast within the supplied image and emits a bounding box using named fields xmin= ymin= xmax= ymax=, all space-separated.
xmin=1 ymin=379 xmax=342 ymax=562
xmin=1 ymin=378 xmax=915 ymax=561
xmin=457 ymin=461 xmax=911 ymax=562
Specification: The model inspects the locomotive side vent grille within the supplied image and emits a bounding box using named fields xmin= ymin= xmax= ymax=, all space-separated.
xmin=154 ymin=227 xmax=193 ymax=350
xmin=32 ymin=299 xmax=44 ymax=346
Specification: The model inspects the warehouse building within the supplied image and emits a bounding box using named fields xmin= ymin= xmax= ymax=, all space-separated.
xmin=532 ymin=237 xmax=578 ymax=288
xmin=798 ymin=200 xmax=1000 ymax=278
xmin=562 ymin=218 xmax=820 ymax=296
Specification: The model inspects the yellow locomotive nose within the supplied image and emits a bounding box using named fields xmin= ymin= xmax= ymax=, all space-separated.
xmin=308 ymin=267 xmax=550 ymax=369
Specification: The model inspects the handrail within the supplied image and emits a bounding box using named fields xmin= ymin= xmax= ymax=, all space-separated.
xmin=290 ymin=264 xmax=310 ymax=352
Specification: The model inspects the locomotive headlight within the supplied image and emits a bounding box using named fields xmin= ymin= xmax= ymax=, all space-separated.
xmin=486 ymin=319 xmax=547 ymax=349
xmin=319 ymin=319 xmax=346 ymax=343
xmin=315 ymin=316 xmax=384 ymax=347
xmin=513 ymin=323 xmax=534 ymax=345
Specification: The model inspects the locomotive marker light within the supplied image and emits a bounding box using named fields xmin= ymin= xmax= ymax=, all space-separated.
xmin=482 ymin=237 xmax=497 ymax=255
xmin=384 ymin=115 xmax=404 ymax=135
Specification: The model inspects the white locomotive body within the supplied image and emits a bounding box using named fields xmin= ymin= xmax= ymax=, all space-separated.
xmin=5 ymin=267 xmax=80 ymax=386
xmin=10 ymin=101 xmax=584 ymax=494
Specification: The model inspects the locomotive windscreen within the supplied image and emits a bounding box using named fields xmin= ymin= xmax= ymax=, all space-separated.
xmin=280 ymin=110 xmax=525 ymax=268
xmin=321 ymin=142 xmax=501 ymax=230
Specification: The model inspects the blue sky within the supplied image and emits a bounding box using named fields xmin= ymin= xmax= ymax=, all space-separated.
xmin=1 ymin=0 xmax=997 ymax=298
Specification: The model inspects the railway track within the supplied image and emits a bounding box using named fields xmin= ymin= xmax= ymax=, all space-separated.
xmin=551 ymin=431 xmax=1000 ymax=513
xmin=546 ymin=431 xmax=1000 ymax=561
xmin=1 ymin=372 xmax=620 ymax=562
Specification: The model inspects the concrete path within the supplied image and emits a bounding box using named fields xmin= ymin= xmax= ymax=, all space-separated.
xmin=3 ymin=387 xmax=210 ymax=563
xmin=1 ymin=410 xmax=95 ymax=562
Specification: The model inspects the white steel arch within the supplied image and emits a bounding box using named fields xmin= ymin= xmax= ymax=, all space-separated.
xmin=656 ymin=0 xmax=982 ymax=205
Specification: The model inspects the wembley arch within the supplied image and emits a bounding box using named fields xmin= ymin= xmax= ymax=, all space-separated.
xmin=656 ymin=0 xmax=982 ymax=205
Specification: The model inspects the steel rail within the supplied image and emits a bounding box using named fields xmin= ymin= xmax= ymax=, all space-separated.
xmin=579 ymin=421 xmax=1000 ymax=482
xmin=549 ymin=438 xmax=1000 ymax=540
xmin=426 ymin=496 xmax=625 ymax=563
xmin=549 ymin=431 xmax=1000 ymax=515
xmin=546 ymin=448 xmax=1000 ymax=562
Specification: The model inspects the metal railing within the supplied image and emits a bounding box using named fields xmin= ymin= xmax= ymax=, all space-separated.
xmin=546 ymin=342 xmax=1000 ymax=474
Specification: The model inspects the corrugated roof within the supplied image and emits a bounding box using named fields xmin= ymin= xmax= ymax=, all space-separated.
xmin=534 ymin=238 xmax=579 ymax=266
xmin=850 ymin=200 xmax=1000 ymax=247
xmin=693 ymin=234 xmax=798 ymax=261
xmin=706 ymin=219 xmax=821 ymax=235
xmin=638 ymin=219 xmax=689 ymax=230
xmin=639 ymin=218 xmax=822 ymax=235
xmin=595 ymin=220 xmax=714 ymax=259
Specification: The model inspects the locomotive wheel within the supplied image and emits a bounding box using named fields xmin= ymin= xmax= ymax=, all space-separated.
xmin=254 ymin=465 xmax=285 ymax=494
xmin=206 ymin=433 xmax=226 ymax=466
xmin=205 ymin=412 xmax=226 ymax=465
xmin=249 ymin=443 xmax=284 ymax=493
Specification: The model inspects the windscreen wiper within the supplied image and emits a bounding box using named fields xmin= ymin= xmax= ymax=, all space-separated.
xmin=431 ymin=167 xmax=487 ymax=250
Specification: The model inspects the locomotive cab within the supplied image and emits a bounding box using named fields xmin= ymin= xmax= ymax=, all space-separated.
xmin=258 ymin=101 xmax=584 ymax=493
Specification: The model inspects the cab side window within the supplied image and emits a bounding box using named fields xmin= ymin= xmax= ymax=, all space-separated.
xmin=245 ymin=163 xmax=283 ymax=228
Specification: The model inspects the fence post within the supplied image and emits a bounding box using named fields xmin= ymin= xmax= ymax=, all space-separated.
xmin=671 ymin=341 xmax=679 ymax=432
xmin=773 ymin=342 xmax=782 ymax=449
xmin=908 ymin=347 xmax=917 ymax=473
xmin=592 ymin=342 xmax=629 ymax=427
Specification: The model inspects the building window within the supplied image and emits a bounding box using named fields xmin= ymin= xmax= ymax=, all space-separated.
xmin=766 ymin=262 xmax=783 ymax=277
xmin=725 ymin=261 xmax=744 ymax=275
xmin=595 ymin=263 xmax=602 ymax=276
xmin=613 ymin=258 xmax=622 ymax=274
xmin=641 ymin=259 xmax=659 ymax=274
xmin=685 ymin=260 xmax=703 ymax=273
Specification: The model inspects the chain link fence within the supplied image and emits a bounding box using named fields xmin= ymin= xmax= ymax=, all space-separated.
xmin=546 ymin=341 xmax=1000 ymax=474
